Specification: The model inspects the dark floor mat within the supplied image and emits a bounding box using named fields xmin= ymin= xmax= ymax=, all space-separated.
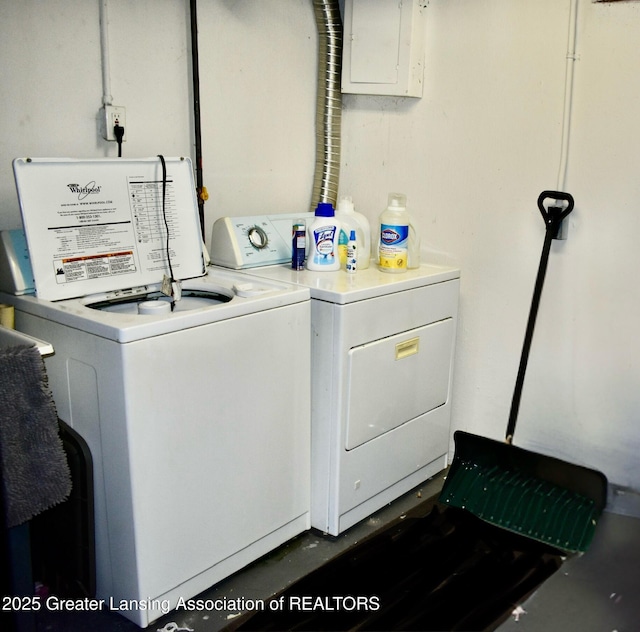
xmin=225 ymin=504 xmax=563 ymax=632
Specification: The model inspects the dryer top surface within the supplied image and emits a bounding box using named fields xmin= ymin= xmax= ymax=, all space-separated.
xmin=235 ymin=263 xmax=460 ymax=304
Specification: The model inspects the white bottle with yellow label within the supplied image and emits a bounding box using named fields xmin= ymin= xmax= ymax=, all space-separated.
xmin=378 ymin=193 xmax=410 ymax=273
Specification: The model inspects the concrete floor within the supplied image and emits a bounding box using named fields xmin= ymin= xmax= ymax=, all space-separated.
xmin=497 ymin=487 xmax=640 ymax=632
xmin=153 ymin=475 xmax=447 ymax=632
xmin=151 ymin=477 xmax=640 ymax=632
xmin=33 ymin=475 xmax=444 ymax=632
xmin=30 ymin=475 xmax=640 ymax=631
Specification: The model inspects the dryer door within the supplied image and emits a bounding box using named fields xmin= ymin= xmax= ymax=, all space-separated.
xmin=345 ymin=318 xmax=454 ymax=450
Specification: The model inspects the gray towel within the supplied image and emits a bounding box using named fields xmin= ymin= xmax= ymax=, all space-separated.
xmin=0 ymin=345 xmax=71 ymax=528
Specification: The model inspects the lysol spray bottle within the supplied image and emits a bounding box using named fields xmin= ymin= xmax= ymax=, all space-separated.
xmin=306 ymin=202 xmax=340 ymax=271
xmin=378 ymin=193 xmax=410 ymax=273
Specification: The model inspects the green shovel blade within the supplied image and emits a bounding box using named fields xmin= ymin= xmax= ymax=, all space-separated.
xmin=439 ymin=431 xmax=607 ymax=553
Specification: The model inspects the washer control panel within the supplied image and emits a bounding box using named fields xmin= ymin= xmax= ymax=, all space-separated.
xmin=210 ymin=212 xmax=312 ymax=269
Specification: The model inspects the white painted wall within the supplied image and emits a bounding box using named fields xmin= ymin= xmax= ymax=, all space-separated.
xmin=1 ymin=0 xmax=639 ymax=491
xmin=195 ymin=0 xmax=317 ymax=241
xmin=339 ymin=0 xmax=640 ymax=490
xmin=0 ymin=0 xmax=193 ymax=228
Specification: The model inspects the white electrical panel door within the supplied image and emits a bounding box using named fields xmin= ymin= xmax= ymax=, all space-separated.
xmin=349 ymin=0 xmax=402 ymax=85
xmin=345 ymin=318 xmax=454 ymax=450
xmin=342 ymin=0 xmax=426 ymax=97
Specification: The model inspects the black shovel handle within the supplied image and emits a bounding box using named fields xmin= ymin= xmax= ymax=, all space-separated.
xmin=506 ymin=191 xmax=575 ymax=443
xmin=538 ymin=190 xmax=574 ymax=235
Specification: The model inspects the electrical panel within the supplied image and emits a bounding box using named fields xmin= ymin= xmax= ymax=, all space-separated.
xmin=341 ymin=0 xmax=426 ymax=98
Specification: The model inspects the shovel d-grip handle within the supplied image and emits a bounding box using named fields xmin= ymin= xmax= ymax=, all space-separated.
xmin=506 ymin=190 xmax=575 ymax=443
xmin=538 ymin=190 xmax=575 ymax=237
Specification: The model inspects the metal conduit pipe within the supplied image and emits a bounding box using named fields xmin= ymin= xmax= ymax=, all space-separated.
xmin=311 ymin=0 xmax=343 ymax=210
xmin=189 ymin=0 xmax=206 ymax=237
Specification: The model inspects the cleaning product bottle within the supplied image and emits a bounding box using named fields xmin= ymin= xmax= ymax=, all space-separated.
xmin=291 ymin=220 xmax=306 ymax=270
xmin=306 ymin=202 xmax=340 ymax=271
xmin=346 ymin=230 xmax=357 ymax=273
xmin=378 ymin=193 xmax=421 ymax=273
xmin=378 ymin=193 xmax=409 ymax=273
xmin=335 ymin=196 xmax=371 ymax=269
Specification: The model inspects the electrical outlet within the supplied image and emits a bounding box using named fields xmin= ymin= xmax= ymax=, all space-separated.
xmin=101 ymin=105 xmax=126 ymax=142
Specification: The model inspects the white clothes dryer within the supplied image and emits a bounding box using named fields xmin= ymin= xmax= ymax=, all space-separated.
xmin=2 ymin=159 xmax=311 ymax=627
xmin=210 ymin=214 xmax=460 ymax=536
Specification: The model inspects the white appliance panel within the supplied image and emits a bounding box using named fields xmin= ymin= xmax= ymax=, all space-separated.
xmin=2 ymin=266 xmax=311 ymax=627
xmin=319 ymin=278 xmax=458 ymax=534
xmin=121 ymin=305 xmax=310 ymax=600
xmin=338 ymin=406 xmax=452 ymax=526
xmin=0 ymin=229 xmax=35 ymax=295
xmin=13 ymin=157 xmax=206 ymax=301
xmin=210 ymin=212 xmax=312 ymax=268
xmin=345 ymin=317 xmax=454 ymax=450
xmin=226 ymin=262 xmax=460 ymax=537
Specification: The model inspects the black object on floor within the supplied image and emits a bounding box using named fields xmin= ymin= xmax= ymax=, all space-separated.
xmin=226 ymin=504 xmax=563 ymax=631
xmin=31 ymin=421 xmax=96 ymax=599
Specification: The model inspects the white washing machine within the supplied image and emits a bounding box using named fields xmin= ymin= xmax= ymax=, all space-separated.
xmin=211 ymin=215 xmax=460 ymax=536
xmin=1 ymin=159 xmax=311 ymax=627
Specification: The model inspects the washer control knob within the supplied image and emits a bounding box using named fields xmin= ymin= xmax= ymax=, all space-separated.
xmin=247 ymin=225 xmax=269 ymax=250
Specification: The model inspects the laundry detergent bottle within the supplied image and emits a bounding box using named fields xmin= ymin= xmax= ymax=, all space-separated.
xmin=378 ymin=193 xmax=420 ymax=273
xmin=378 ymin=193 xmax=410 ymax=273
xmin=335 ymin=196 xmax=371 ymax=270
xmin=306 ymin=202 xmax=340 ymax=271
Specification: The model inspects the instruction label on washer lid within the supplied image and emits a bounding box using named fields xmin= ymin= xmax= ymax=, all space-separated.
xmin=12 ymin=157 xmax=206 ymax=301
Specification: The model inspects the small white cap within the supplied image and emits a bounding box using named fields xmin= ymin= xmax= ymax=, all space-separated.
xmin=336 ymin=196 xmax=355 ymax=213
xmin=138 ymin=300 xmax=172 ymax=315
xmin=387 ymin=193 xmax=407 ymax=209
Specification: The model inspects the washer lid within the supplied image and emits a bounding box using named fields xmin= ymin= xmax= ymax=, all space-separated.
xmin=13 ymin=157 xmax=206 ymax=301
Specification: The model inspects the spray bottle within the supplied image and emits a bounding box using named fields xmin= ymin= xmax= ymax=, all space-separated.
xmin=346 ymin=230 xmax=357 ymax=273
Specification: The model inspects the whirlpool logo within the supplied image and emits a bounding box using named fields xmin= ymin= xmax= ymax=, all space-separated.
xmin=67 ymin=181 xmax=101 ymax=200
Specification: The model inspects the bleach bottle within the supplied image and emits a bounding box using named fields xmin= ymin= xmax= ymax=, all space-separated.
xmin=335 ymin=196 xmax=371 ymax=270
xmin=306 ymin=202 xmax=340 ymax=271
xmin=378 ymin=193 xmax=420 ymax=273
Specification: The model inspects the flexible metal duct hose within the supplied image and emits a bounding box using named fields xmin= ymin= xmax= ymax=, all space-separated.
xmin=311 ymin=0 xmax=342 ymax=209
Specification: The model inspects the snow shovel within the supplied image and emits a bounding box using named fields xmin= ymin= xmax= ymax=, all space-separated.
xmin=439 ymin=191 xmax=607 ymax=553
